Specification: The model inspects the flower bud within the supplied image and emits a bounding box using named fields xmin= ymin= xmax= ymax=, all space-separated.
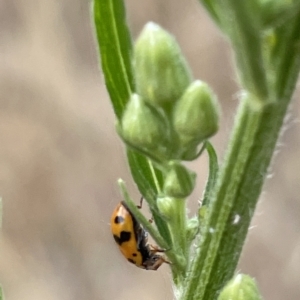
xmin=157 ymin=196 xmax=177 ymax=220
xmin=120 ymin=94 xmax=170 ymax=160
xmin=173 ymin=80 xmax=220 ymax=152
xmin=134 ymin=22 xmax=192 ymax=107
xmin=218 ymin=274 xmax=262 ymax=300
xmin=180 ymin=143 xmax=204 ymax=161
xmin=186 ymin=217 xmax=199 ymax=242
xmin=163 ymin=161 xmax=196 ymax=198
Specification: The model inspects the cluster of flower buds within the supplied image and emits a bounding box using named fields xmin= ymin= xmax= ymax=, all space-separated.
xmin=118 ymin=22 xmax=220 ymax=200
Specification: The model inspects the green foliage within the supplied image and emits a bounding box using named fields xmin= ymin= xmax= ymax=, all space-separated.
xmin=93 ymin=0 xmax=300 ymax=299
xmin=93 ymin=0 xmax=133 ymax=120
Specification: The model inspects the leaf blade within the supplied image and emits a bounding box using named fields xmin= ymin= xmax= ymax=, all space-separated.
xmin=93 ymin=0 xmax=134 ymax=119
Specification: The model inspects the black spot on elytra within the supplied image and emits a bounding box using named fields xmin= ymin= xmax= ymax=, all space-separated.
xmin=114 ymin=216 xmax=124 ymax=224
xmin=132 ymin=253 xmax=137 ymax=257
xmin=113 ymin=231 xmax=131 ymax=245
xmin=127 ymin=258 xmax=135 ymax=264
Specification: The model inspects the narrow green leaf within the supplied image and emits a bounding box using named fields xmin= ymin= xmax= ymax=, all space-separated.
xmin=201 ymin=141 xmax=218 ymax=207
xmin=127 ymin=150 xmax=172 ymax=244
xmin=127 ymin=150 xmax=163 ymax=202
xmin=93 ymin=0 xmax=171 ymax=245
xmin=93 ymin=0 xmax=134 ymax=120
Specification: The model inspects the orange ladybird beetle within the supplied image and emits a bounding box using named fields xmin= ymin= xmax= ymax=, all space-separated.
xmin=110 ymin=201 xmax=168 ymax=270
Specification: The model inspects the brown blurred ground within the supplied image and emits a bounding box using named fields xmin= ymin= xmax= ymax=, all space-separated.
xmin=0 ymin=0 xmax=299 ymax=299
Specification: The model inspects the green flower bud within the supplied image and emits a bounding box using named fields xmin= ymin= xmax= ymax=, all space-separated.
xmin=186 ymin=217 xmax=199 ymax=242
xmin=134 ymin=22 xmax=192 ymax=107
xmin=163 ymin=161 xmax=196 ymax=198
xmin=120 ymin=94 xmax=170 ymax=160
xmin=180 ymin=142 xmax=207 ymax=161
xmin=173 ymin=80 xmax=220 ymax=152
xmin=218 ymin=274 xmax=262 ymax=300
xmin=180 ymin=146 xmax=200 ymax=161
xmin=157 ymin=196 xmax=177 ymax=220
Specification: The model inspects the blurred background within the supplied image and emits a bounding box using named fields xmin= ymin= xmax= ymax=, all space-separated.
xmin=0 ymin=0 xmax=299 ymax=299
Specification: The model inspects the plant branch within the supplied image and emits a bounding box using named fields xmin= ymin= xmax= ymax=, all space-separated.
xmin=182 ymin=10 xmax=300 ymax=300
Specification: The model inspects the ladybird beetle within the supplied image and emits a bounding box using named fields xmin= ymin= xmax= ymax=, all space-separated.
xmin=110 ymin=201 xmax=167 ymax=270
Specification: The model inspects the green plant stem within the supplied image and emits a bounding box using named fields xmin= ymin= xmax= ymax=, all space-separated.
xmin=182 ymin=97 xmax=258 ymax=299
xmin=275 ymin=14 xmax=300 ymax=99
xmin=181 ymin=6 xmax=300 ymax=300
xmin=182 ymin=92 xmax=289 ymax=300
xmin=182 ymin=28 xmax=300 ymax=295
xmin=202 ymin=106 xmax=273 ymax=300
